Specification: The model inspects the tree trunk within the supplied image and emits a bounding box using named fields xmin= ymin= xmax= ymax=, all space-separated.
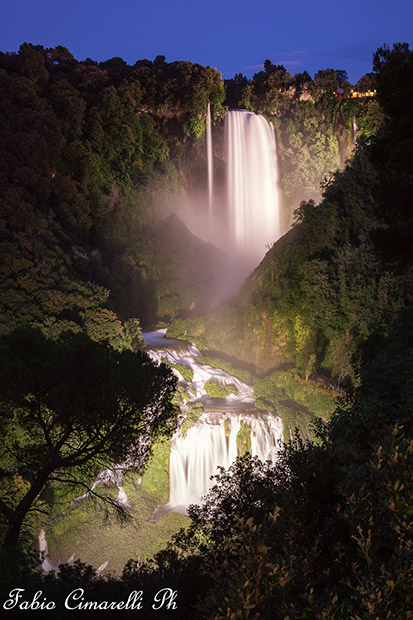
xmin=2 ymin=465 xmax=54 ymax=550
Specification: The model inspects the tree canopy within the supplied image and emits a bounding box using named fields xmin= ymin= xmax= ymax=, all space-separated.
xmin=0 ymin=327 xmax=177 ymax=549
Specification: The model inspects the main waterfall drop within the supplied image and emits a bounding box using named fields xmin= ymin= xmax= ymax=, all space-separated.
xmin=225 ymin=110 xmax=281 ymax=261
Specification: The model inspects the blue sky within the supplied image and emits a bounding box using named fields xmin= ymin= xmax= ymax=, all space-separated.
xmin=1 ymin=0 xmax=412 ymax=83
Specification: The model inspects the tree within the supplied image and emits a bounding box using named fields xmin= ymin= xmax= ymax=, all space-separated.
xmin=356 ymin=72 xmax=377 ymax=93
xmin=263 ymin=59 xmax=287 ymax=75
xmin=0 ymin=327 xmax=177 ymax=549
xmin=370 ymin=43 xmax=413 ymax=266
xmin=313 ymin=68 xmax=340 ymax=101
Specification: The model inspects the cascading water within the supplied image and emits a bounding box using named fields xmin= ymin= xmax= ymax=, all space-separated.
xmin=351 ymin=114 xmax=358 ymax=150
xmin=168 ymin=411 xmax=283 ymax=511
xmin=225 ymin=110 xmax=281 ymax=261
xmin=207 ymin=102 xmax=214 ymax=217
xmin=144 ymin=330 xmax=284 ymax=514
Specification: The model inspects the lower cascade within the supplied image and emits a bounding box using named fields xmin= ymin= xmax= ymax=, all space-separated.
xmin=169 ymin=411 xmax=283 ymax=510
xmin=144 ymin=330 xmax=284 ymax=513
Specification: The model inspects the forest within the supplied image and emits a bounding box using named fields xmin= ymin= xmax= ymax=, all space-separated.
xmin=0 ymin=41 xmax=412 ymax=618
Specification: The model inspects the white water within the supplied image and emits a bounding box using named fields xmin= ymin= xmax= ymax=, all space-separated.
xmin=145 ymin=329 xmax=253 ymax=402
xmin=352 ymin=114 xmax=358 ymax=150
xmin=39 ymin=529 xmax=55 ymax=572
xmin=38 ymin=530 xmax=75 ymax=573
xmin=169 ymin=411 xmax=283 ymax=511
xmin=225 ymin=110 xmax=281 ymax=262
xmin=143 ymin=330 xmax=284 ymax=513
xmin=207 ymin=103 xmax=214 ymax=217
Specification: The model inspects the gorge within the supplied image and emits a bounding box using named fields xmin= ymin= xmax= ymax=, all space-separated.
xmin=1 ymin=43 xmax=411 ymax=617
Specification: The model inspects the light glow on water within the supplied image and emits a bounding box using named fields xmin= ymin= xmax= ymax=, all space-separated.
xmin=225 ymin=110 xmax=281 ymax=261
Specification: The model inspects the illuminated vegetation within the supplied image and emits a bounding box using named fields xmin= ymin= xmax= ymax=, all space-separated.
xmin=0 ymin=40 xmax=412 ymax=618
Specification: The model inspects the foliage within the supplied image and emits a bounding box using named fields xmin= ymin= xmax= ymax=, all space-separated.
xmin=181 ymin=402 xmax=204 ymax=437
xmin=173 ymin=363 xmax=194 ymax=383
xmin=172 ymin=385 xmax=192 ymax=407
xmin=141 ymin=308 xmax=413 ymax=617
xmin=253 ymin=370 xmax=336 ymax=417
xmin=203 ymin=379 xmax=238 ymax=399
xmin=204 ymin=380 xmax=228 ymax=399
xmin=0 ymin=327 xmax=177 ymax=549
xmin=0 ymin=44 xmax=227 ymax=333
xmin=253 ymin=369 xmax=336 ymax=441
xmin=370 ymin=43 xmax=413 ymax=267
xmin=196 ymin=355 xmax=253 ymax=385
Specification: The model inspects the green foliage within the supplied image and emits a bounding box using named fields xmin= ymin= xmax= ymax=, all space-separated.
xmin=0 ymin=327 xmax=178 ymax=549
xmin=181 ymin=402 xmax=204 ymax=437
xmin=370 ymin=43 xmax=413 ymax=267
xmin=204 ymin=380 xmax=227 ymax=399
xmin=166 ymin=315 xmax=208 ymax=349
xmin=275 ymin=100 xmax=341 ymax=213
xmin=254 ymin=370 xmax=336 ymax=418
xmin=0 ymin=44 xmax=227 ymax=334
xmin=142 ymin=310 xmax=413 ymax=617
xmin=140 ymin=440 xmax=172 ymax=502
xmin=253 ymin=369 xmax=336 ymax=441
xmin=172 ymin=385 xmax=192 ymax=406
xmin=196 ymin=355 xmax=253 ymax=384
xmin=173 ymin=363 xmax=194 ymax=383
xmin=236 ymin=421 xmax=251 ymax=456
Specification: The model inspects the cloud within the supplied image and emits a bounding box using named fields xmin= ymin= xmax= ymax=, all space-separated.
xmin=275 ymin=59 xmax=303 ymax=66
xmin=240 ymin=64 xmax=264 ymax=71
xmin=221 ymin=57 xmax=304 ymax=77
xmin=272 ymin=49 xmax=308 ymax=56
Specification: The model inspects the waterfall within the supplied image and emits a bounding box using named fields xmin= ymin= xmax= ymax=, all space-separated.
xmin=207 ymin=103 xmax=214 ymax=217
xmin=169 ymin=411 xmax=283 ymax=511
xmin=143 ymin=330 xmax=284 ymax=514
xmin=225 ymin=110 xmax=281 ymax=261
xmin=351 ymin=114 xmax=358 ymax=150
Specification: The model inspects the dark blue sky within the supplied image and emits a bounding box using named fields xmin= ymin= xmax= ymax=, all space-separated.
xmin=1 ymin=0 xmax=411 ymax=84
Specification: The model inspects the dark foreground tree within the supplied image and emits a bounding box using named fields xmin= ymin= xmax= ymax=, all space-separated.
xmin=0 ymin=327 xmax=177 ymax=550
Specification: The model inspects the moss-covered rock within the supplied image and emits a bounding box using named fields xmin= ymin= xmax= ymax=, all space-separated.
xmin=236 ymin=421 xmax=252 ymax=456
xmin=173 ymin=363 xmax=194 ymax=382
xmin=197 ymin=355 xmax=253 ymax=384
xmin=181 ymin=402 xmax=204 ymax=436
xmin=224 ymin=383 xmax=238 ymax=396
xmin=254 ymin=370 xmax=336 ymax=418
xmin=204 ymin=379 xmax=227 ymax=399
